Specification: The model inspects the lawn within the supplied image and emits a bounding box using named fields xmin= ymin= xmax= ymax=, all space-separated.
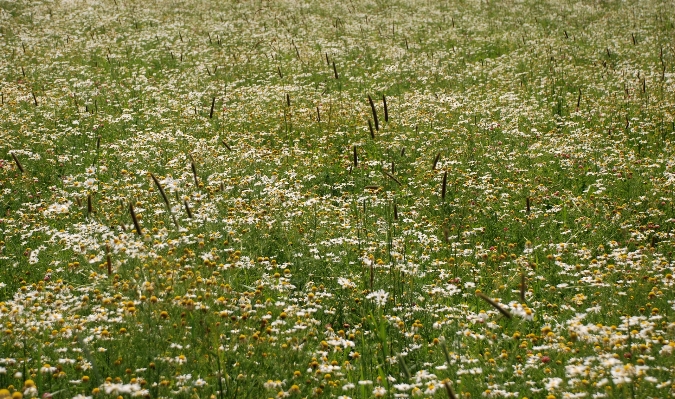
xmin=1 ymin=0 xmax=675 ymax=398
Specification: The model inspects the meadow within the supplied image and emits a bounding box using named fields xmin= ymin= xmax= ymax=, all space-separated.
xmin=1 ymin=0 xmax=675 ymax=398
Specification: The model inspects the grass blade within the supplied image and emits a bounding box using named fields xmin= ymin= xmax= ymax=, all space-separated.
xmin=440 ymin=342 xmax=452 ymax=365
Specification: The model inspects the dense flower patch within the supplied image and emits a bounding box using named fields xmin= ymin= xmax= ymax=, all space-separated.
xmin=1 ymin=0 xmax=674 ymax=398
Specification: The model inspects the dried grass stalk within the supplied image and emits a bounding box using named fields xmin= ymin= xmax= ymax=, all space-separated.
xmin=106 ymin=244 xmax=112 ymax=276
xmin=10 ymin=153 xmax=24 ymax=173
xmin=383 ymin=171 xmax=401 ymax=186
xmin=150 ymin=173 xmax=170 ymax=207
xmin=444 ymin=382 xmax=457 ymax=399
xmin=368 ymin=95 xmax=379 ymax=131
xmin=526 ymin=197 xmax=531 ymax=214
xmin=129 ymin=202 xmax=142 ymax=235
xmin=190 ymin=160 xmax=199 ymax=187
xmin=432 ymin=153 xmax=441 ymax=170
xmin=476 ymin=292 xmax=512 ymax=319
xmin=383 ymin=94 xmax=388 ymax=122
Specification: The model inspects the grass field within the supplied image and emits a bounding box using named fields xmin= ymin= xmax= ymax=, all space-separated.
xmin=1 ymin=0 xmax=675 ymax=398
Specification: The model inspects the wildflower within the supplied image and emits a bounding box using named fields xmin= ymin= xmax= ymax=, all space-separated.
xmin=413 ymin=370 xmax=437 ymax=382
xmin=263 ymin=380 xmax=284 ymax=390
xmin=366 ymin=290 xmax=389 ymax=307
xmin=544 ymin=378 xmax=563 ymax=392
xmin=373 ymin=387 xmax=387 ymax=397
xmin=41 ymin=364 xmax=57 ymax=374
xmin=342 ymin=383 xmax=355 ymax=391
xmin=337 ymin=277 xmax=356 ymax=289
xmin=101 ymin=383 xmax=141 ymax=395
xmin=424 ymin=382 xmax=439 ymax=395
xmin=288 ymin=385 xmax=300 ymax=393
xmin=23 ymin=385 xmax=37 ymax=398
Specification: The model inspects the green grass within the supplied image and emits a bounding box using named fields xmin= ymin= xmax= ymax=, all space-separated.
xmin=1 ymin=0 xmax=675 ymax=398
